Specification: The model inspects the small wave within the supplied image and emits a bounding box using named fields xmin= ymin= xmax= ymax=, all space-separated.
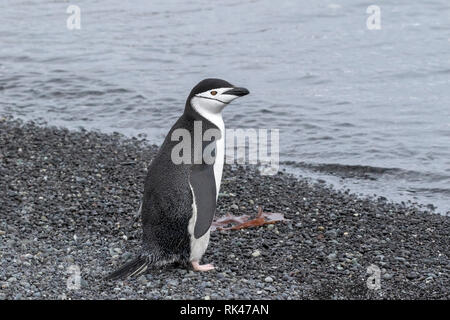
xmin=282 ymin=161 xmax=450 ymax=186
xmin=306 ymin=136 xmax=334 ymax=141
xmin=434 ymin=68 xmax=450 ymax=75
xmin=406 ymin=187 xmax=450 ymax=196
xmin=282 ymin=161 xmax=404 ymax=180
xmin=105 ymin=88 xmax=133 ymax=94
xmin=1 ymin=55 xmax=33 ymax=63
xmin=335 ymin=101 xmax=351 ymax=106
xmin=260 ymin=108 xmax=274 ymax=114
xmin=333 ymin=122 xmax=356 ymax=128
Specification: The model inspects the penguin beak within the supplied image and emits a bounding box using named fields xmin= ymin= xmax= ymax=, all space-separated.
xmin=222 ymin=87 xmax=250 ymax=97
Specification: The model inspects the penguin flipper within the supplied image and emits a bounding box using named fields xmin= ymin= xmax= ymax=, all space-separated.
xmin=190 ymin=164 xmax=217 ymax=239
xmin=105 ymin=255 xmax=151 ymax=280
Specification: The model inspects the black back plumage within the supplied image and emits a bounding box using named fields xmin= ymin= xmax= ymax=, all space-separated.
xmin=141 ymin=115 xmax=218 ymax=254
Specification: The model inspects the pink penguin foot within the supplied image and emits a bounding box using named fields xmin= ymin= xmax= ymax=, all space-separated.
xmin=191 ymin=261 xmax=215 ymax=271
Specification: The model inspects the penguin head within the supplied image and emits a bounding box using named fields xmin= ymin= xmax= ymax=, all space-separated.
xmin=186 ymin=78 xmax=249 ymax=117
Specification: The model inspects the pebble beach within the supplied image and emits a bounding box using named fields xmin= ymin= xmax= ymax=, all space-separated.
xmin=0 ymin=117 xmax=449 ymax=300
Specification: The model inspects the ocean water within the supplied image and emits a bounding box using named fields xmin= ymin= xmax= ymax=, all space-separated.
xmin=0 ymin=0 xmax=449 ymax=213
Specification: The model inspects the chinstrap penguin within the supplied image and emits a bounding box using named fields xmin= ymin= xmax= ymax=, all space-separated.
xmin=106 ymin=78 xmax=249 ymax=279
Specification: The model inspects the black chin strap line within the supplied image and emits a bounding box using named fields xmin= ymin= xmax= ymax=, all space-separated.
xmin=194 ymin=95 xmax=230 ymax=104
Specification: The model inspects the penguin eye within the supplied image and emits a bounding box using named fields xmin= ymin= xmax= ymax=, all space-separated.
xmin=210 ymin=91 xmax=217 ymax=96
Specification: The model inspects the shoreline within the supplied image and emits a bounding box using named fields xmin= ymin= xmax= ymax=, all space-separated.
xmin=6 ymin=115 xmax=449 ymax=215
xmin=0 ymin=117 xmax=449 ymax=299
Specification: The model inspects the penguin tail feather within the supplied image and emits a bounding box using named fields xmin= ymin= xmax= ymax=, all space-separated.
xmin=105 ymin=255 xmax=151 ymax=281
